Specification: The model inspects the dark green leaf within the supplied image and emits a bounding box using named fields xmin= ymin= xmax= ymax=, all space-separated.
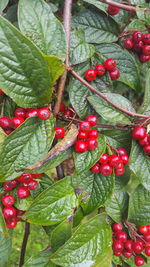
xmin=0 ymin=0 xmax=8 ymax=13
xmin=18 ymin=0 xmax=66 ymax=60
xmin=74 ymin=136 xmax=106 ymax=174
xmin=105 ymin=178 xmax=129 ymax=222
xmin=50 ymin=214 xmax=112 ymax=267
xmin=25 ymin=177 xmax=77 ymax=226
xmin=73 ymin=10 xmax=119 ymax=44
xmin=136 ymin=7 xmax=150 ymax=25
xmin=44 ymin=56 xmax=65 ymax=83
xmin=71 ymin=43 xmax=95 ymax=65
xmin=0 ymin=231 xmax=12 ymax=267
xmin=0 ymin=16 xmax=52 ymax=108
xmin=51 ymin=220 xmax=72 ymax=252
xmin=0 ymin=128 xmax=6 ymax=153
xmin=95 ymin=43 xmax=140 ymax=90
xmin=0 ymin=116 xmax=55 ymax=181
xmin=23 ymin=249 xmax=56 ymax=267
xmin=3 ymin=98 xmax=17 ymax=118
xmin=125 ymin=19 xmax=147 ymax=31
xmin=73 ymin=207 xmax=84 ymax=228
xmin=0 ymin=208 xmax=9 ymax=237
xmin=128 ymin=184 xmax=150 ymax=226
xmin=83 ymin=0 xmax=106 ymax=13
xmin=129 ymin=140 xmax=150 ymax=190
xmin=14 ymin=195 xmax=33 ymax=211
xmin=71 ymin=170 xmax=114 ymax=214
xmin=139 ymin=69 xmax=150 ymax=115
xmin=88 ymin=94 xmax=133 ymax=124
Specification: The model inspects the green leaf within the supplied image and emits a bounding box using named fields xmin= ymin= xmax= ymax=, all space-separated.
xmin=3 ymin=98 xmax=17 ymax=118
xmin=88 ymin=94 xmax=133 ymax=124
xmin=136 ymin=7 xmax=150 ymax=25
xmin=44 ymin=56 xmax=65 ymax=83
xmin=83 ymin=0 xmax=106 ymax=13
xmin=95 ymin=43 xmax=140 ymax=90
xmin=71 ymin=43 xmax=95 ymax=65
xmin=72 ymin=10 xmax=119 ymax=44
xmin=51 ymin=220 xmax=72 ymax=252
xmin=129 ymin=140 xmax=150 ymax=190
xmin=23 ymin=249 xmax=56 ymax=267
xmin=25 ymin=177 xmax=77 ymax=226
xmin=74 ymin=136 xmax=106 ymax=174
xmin=18 ymin=0 xmax=66 ymax=61
xmin=0 ymin=0 xmax=8 ymax=14
xmin=14 ymin=195 xmax=33 ymax=211
xmin=128 ymin=184 xmax=150 ymax=226
xmin=50 ymin=214 xmax=112 ymax=267
xmin=105 ymin=178 xmax=129 ymax=222
xmin=125 ymin=19 xmax=147 ymax=31
xmin=0 ymin=231 xmax=12 ymax=267
xmin=0 ymin=208 xmax=9 ymax=237
xmin=0 ymin=16 xmax=52 ymax=108
xmin=0 ymin=116 xmax=55 ymax=181
xmin=0 ymin=128 xmax=6 ymax=153
xmin=139 ymin=69 xmax=150 ymax=115
xmin=71 ymin=171 xmax=114 ymax=214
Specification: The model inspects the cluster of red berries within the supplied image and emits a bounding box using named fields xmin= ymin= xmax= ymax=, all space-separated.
xmin=107 ymin=5 xmax=120 ymax=16
xmin=74 ymin=115 xmax=99 ymax=153
xmin=0 ymin=107 xmax=51 ymax=135
xmin=132 ymin=126 xmax=150 ymax=155
xmin=85 ymin=58 xmax=120 ymax=82
xmin=90 ymin=148 xmax=129 ymax=176
xmin=112 ymin=222 xmax=150 ymax=266
xmin=1 ymin=173 xmax=41 ymax=228
xmin=59 ymin=103 xmax=74 ymax=118
xmin=124 ymin=31 xmax=150 ymax=63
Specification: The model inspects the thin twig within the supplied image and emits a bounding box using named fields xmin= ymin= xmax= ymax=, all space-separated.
xmin=54 ymin=0 xmax=72 ymax=116
xmin=98 ymin=0 xmax=136 ymax=11
xmin=19 ymin=222 xmax=30 ymax=267
xmin=68 ymin=68 xmax=150 ymax=119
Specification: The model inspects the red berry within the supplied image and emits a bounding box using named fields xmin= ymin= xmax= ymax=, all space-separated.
xmin=112 ymin=222 xmax=123 ymax=232
xmin=124 ymin=38 xmax=134 ymax=50
xmin=107 ymin=5 xmax=120 ymax=15
xmin=19 ymin=173 xmax=33 ymax=184
xmin=80 ymin=121 xmax=91 ymax=132
xmin=109 ymin=155 xmax=121 ymax=168
xmin=90 ymin=163 xmax=100 ymax=173
xmin=143 ymin=144 xmax=150 ymax=155
xmin=4 ymin=180 xmax=17 ymax=191
xmin=3 ymin=206 xmax=17 ymax=218
xmin=4 ymin=129 xmax=13 ymax=135
xmin=119 ymin=154 xmax=129 ymax=164
xmin=132 ymin=126 xmax=147 ymax=140
xmin=104 ymin=58 xmax=117 ymax=71
xmin=133 ymin=41 xmax=144 ymax=53
xmin=144 ymin=234 xmax=150 ymax=242
xmin=78 ymin=131 xmax=89 ymax=139
xmin=100 ymin=164 xmax=112 ymax=176
xmin=11 ymin=116 xmax=24 ymax=129
xmin=88 ymin=129 xmax=99 ymax=139
xmin=132 ymin=31 xmax=143 ymax=43
xmin=74 ymin=140 xmax=87 ymax=153
xmin=142 ymin=45 xmax=150 ymax=56
xmin=86 ymin=138 xmax=98 ymax=150
xmin=32 ymin=173 xmax=42 ymax=179
xmin=116 ymin=148 xmax=128 ymax=155
xmin=59 ymin=103 xmax=66 ymax=112
xmin=17 ymin=186 xmax=30 ymax=199
xmin=64 ymin=109 xmax=74 ymax=117
xmin=85 ymin=115 xmax=97 ymax=126
xmin=114 ymin=251 xmax=121 ymax=256
xmin=109 ymin=69 xmax=120 ymax=80
xmin=0 ymin=117 xmax=12 ymax=129
xmin=124 ymin=240 xmax=133 ymax=252
xmin=14 ymin=108 xmax=26 ymax=119
xmin=146 ymin=224 xmax=150 ymax=233
xmin=85 ymin=69 xmax=97 ymax=81
xmin=115 ymin=231 xmax=127 ymax=243
xmin=0 ymin=89 xmax=4 ymax=95
xmin=140 ymin=54 xmax=150 ymax=62
xmin=28 ymin=180 xmax=38 ymax=190
xmin=138 ymin=136 xmax=149 ymax=146
xmin=95 ymin=64 xmax=106 ymax=76
xmin=113 ymin=240 xmax=124 ymax=252
xmin=114 ymin=166 xmax=125 ymax=176
xmin=145 ymin=246 xmax=150 ymax=256
xmin=122 ymin=250 xmax=132 ymax=258
xmin=6 ymin=217 xmax=17 ymax=229
xmin=134 ymin=255 xmax=144 ymax=266
xmin=132 ymin=241 xmax=144 ymax=253
xmin=99 ymin=153 xmax=109 ymax=164
xmin=37 ymin=108 xmax=51 ymax=120
xmin=136 ymin=238 xmax=145 ymax=247
xmin=16 ymin=209 xmax=25 ymax=217
xmin=26 ymin=108 xmax=38 ymax=118
xmin=142 ymin=34 xmax=150 ymax=45
xmin=54 ymin=127 xmax=65 ymax=139
xmin=2 ymin=195 xmax=15 ymax=207
xmin=10 ymin=180 xmax=18 ymax=188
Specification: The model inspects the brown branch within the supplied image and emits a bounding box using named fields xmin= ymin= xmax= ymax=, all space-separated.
xmin=98 ymin=0 xmax=136 ymax=11
xmin=68 ymin=68 xmax=150 ymax=119
xmin=19 ymin=222 xmax=30 ymax=267
xmin=54 ymin=0 xmax=72 ymax=116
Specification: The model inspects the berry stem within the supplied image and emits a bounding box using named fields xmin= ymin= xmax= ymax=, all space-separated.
xmin=98 ymin=0 xmax=136 ymax=12
xmin=53 ymin=0 xmax=72 ymax=116
xmin=68 ymin=68 xmax=150 ymax=119
xmin=19 ymin=222 xmax=30 ymax=267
